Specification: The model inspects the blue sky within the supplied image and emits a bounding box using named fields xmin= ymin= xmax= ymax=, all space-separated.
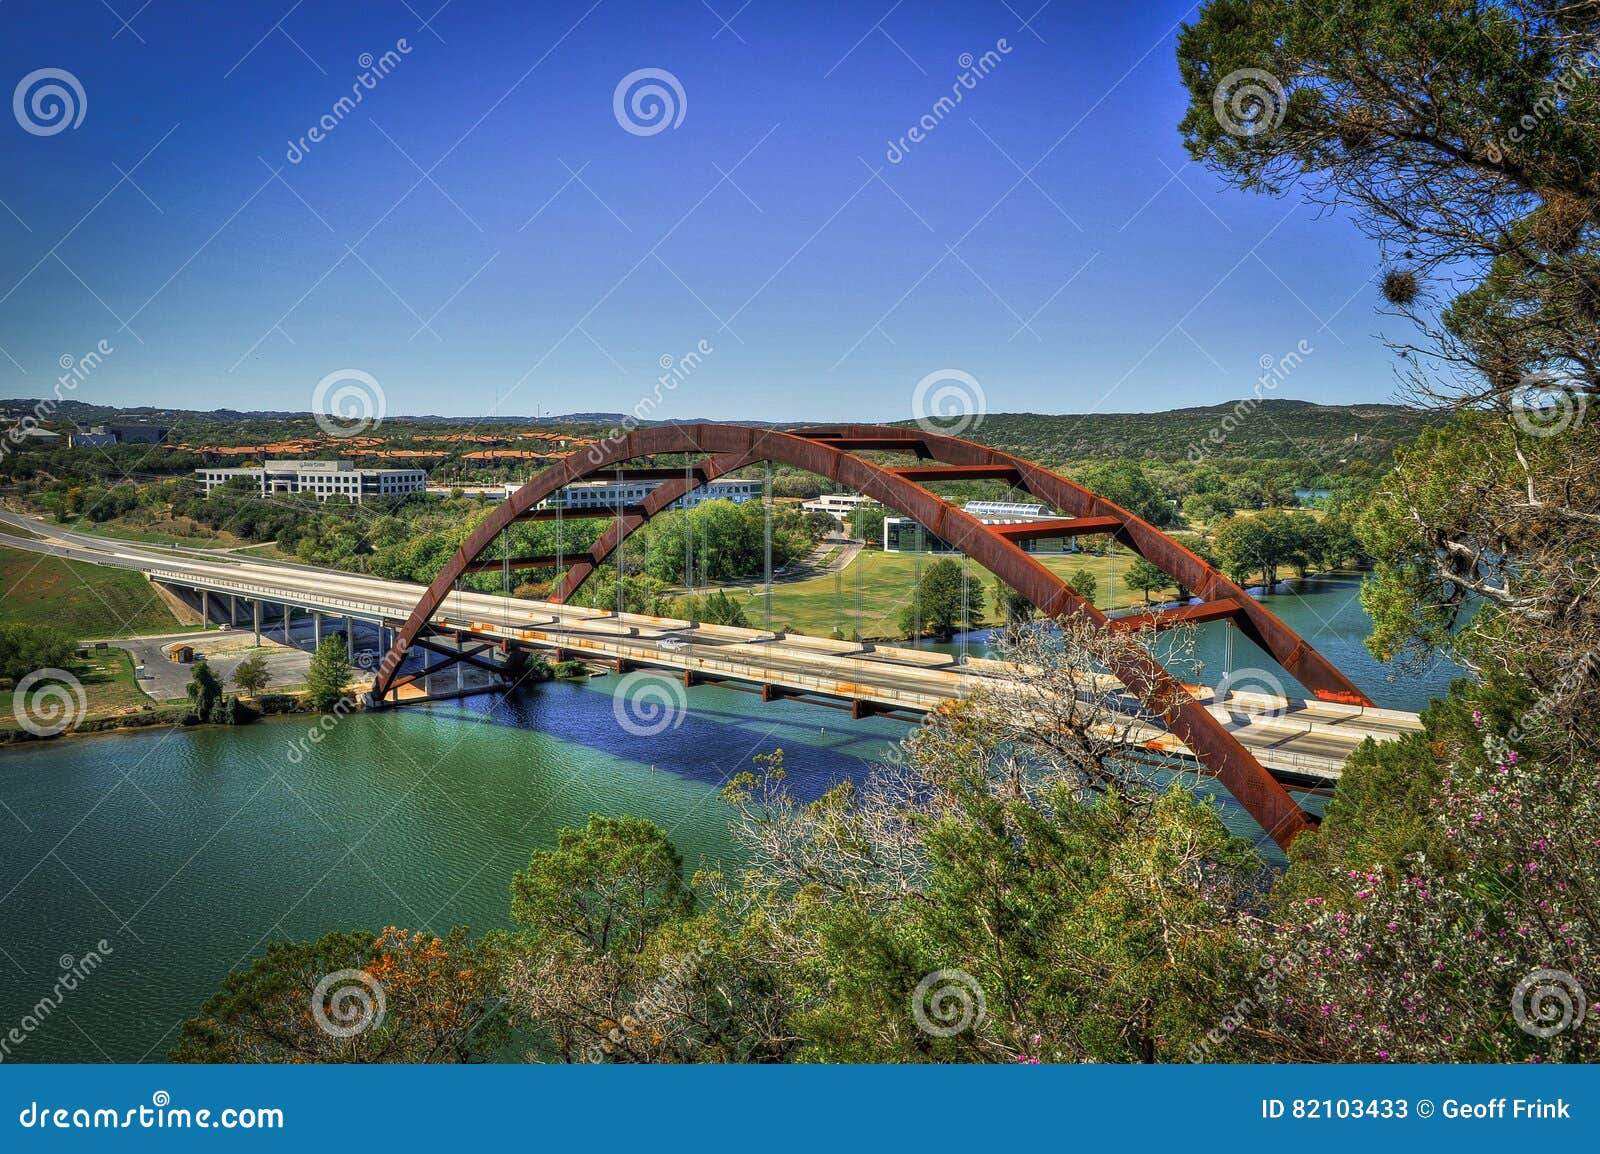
xmin=0 ymin=0 xmax=1400 ymax=423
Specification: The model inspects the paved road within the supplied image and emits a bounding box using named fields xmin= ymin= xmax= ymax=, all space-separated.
xmin=105 ymin=629 xmax=314 ymax=702
xmin=0 ymin=512 xmax=1423 ymax=781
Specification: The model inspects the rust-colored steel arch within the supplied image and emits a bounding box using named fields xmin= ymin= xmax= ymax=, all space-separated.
xmin=372 ymin=424 xmax=1371 ymax=847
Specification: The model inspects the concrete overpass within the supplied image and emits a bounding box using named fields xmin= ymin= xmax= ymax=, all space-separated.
xmin=0 ymin=513 xmax=1422 ymax=789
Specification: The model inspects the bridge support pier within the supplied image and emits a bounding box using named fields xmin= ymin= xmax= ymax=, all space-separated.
xmin=313 ymin=611 xmax=322 ymax=649
xmin=200 ymin=589 xmax=209 ymax=625
xmin=252 ymin=600 xmax=261 ymax=647
xmin=345 ymin=618 xmax=354 ymax=661
xmin=229 ymin=593 xmax=238 ymax=627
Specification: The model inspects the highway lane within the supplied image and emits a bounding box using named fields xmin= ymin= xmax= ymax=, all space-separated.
xmin=0 ymin=513 xmax=1423 ymax=779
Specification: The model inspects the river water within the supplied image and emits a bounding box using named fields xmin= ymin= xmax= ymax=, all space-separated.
xmin=0 ymin=573 xmax=1460 ymax=1062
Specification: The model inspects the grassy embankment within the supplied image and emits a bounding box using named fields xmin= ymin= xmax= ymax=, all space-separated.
xmin=735 ymin=546 xmax=1166 ymax=640
xmin=0 ymin=543 xmax=190 ymax=734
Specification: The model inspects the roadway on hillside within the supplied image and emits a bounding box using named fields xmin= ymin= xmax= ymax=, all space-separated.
xmin=0 ymin=512 xmax=1423 ymax=782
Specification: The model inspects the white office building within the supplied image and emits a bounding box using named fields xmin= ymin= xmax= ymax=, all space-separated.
xmin=801 ymin=493 xmax=880 ymax=521
xmin=195 ymin=459 xmax=426 ymax=503
xmin=506 ymin=477 xmax=761 ymax=511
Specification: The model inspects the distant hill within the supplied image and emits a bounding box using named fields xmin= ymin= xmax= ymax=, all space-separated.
xmin=3 ymin=396 xmax=1434 ymax=468
xmin=917 ymin=401 xmax=1437 ymax=466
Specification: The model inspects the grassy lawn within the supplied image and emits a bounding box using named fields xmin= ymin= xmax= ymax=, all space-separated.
xmin=735 ymin=546 xmax=1169 ymax=640
xmin=43 ymin=517 xmax=249 ymax=550
xmin=0 ymin=647 xmax=180 ymax=733
xmin=0 ymin=544 xmax=183 ymax=639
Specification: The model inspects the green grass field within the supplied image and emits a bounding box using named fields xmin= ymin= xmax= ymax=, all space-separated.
xmin=43 ymin=518 xmax=249 ymax=550
xmin=0 ymin=646 xmax=174 ymax=733
xmin=0 ymin=544 xmax=183 ymax=639
xmin=734 ymin=546 xmax=1179 ymax=640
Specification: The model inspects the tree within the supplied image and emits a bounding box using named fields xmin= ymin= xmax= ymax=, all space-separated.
xmin=0 ymin=623 xmax=74 ymax=681
xmin=675 ymin=589 xmax=749 ymax=627
xmin=1065 ymin=567 xmax=1097 ymax=605
xmin=493 ymin=815 xmax=788 ymax=1063
xmin=185 ymin=660 xmax=224 ymax=722
xmin=171 ymin=927 xmax=506 ymax=1063
xmin=1178 ymin=0 xmax=1600 ymax=736
xmin=723 ymin=623 xmax=1264 ymax=1063
xmin=898 ymin=558 xmax=984 ymax=639
xmin=1076 ymin=460 xmax=1175 ymax=527
xmin=849 ymin=505 xmax=887 ymax=545
xmin=231 ymin=652 xmax=272 ymax=698
xmin=1183 ymin=491 xmax=1235 ymax=524
xmin=990 ymin=577 xmax=1033 ymax=624
xmin=1123 ymin=557 xmax=1171 ymax=605
xmin=305 ymin=634 xmax=352 ymax=711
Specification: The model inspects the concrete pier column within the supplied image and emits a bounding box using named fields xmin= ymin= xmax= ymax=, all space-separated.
xmin=229 ymin=593 xmax=238 ymax=626
xmin=252 ymin=601 xmax=261 ymax=647
xmin=313 ymin=611 xmax=322 ymax=648
xmin=345 ymin=618 xmax=354 ymax=661
xmin=456 ymin=638 xmax=465 ymax=691
xmin=200 ymin=589 xmax=210 ymax=625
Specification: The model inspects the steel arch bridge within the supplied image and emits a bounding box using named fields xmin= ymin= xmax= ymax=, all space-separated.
xmin=371 ymin=423 xmax=1373 ymax=847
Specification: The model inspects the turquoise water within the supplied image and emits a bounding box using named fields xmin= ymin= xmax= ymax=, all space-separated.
xmin=0 ymin=573 xmax=1459 ymax=1062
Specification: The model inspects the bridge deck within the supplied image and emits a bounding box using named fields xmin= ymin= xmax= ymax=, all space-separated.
xmin=0 ymin=514 xmax=1422 ymax=785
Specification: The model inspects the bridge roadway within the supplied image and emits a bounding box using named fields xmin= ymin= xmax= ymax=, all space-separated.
xmin=0 ymin=514 xmax=1423 ymax=785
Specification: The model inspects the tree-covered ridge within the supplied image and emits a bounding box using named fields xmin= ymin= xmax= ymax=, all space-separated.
xmin=904 ymin=401 xmax=1435 ymax=466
